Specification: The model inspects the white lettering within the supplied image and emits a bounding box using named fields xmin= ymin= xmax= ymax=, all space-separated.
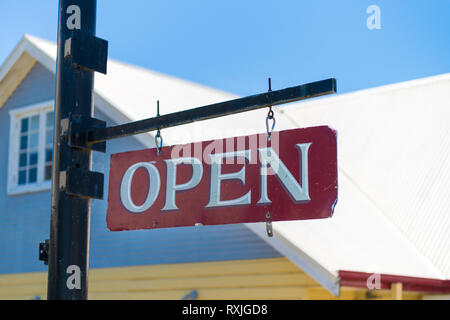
xmin=206 ymin=150 xmax=251 ymax=208
xmin=183 ymin=304 xmax=216 ymax=317
xmin=257 ymin=143 xmax=311 ymax=204
xmin=119 ymin=141 xmax=314 ymax=212
xmin=162 ymin=157 xmax=203 ymax=211
xmin=120 ymin=162 xmax=161 ymax=213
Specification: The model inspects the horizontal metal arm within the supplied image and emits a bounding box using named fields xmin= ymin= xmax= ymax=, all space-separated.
xmin=87 ymin=78 xmax=336 ymax=144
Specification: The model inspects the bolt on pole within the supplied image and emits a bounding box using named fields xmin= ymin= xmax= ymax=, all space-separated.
xmin=48 ymin=0 xmax=99 ymax=300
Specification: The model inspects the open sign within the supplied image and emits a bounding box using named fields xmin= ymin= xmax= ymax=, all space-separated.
xmin=106 ymin=126 xmax=337 ymax=231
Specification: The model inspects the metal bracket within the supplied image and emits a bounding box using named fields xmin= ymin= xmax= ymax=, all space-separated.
xmin=39 ymin=239 xmax=49 ymax=265
xmin=60 ymin=167 xmax=104 ymax=200
xmin=64 ymin=30 xmax=108 ymax=74
xmin=62 ymin=114 xmax=107 ymax=153
xmin=86 ymin=78 xmax=337 ymax=144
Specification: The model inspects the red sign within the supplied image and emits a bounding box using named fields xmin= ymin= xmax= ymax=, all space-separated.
xmin=107 ymin=126 xmax=337 ymax=231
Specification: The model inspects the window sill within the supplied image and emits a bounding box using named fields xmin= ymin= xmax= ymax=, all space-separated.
xmin=8 ymin=181 xmax=52 ymax=196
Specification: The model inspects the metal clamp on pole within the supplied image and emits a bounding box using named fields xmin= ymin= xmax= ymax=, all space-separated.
xmin=39 ymin=239 xmax=49 ymax=265
xmin=59 ymin=167 xmax=104 ymax=200
xmin=61 ymin=114 xmax=107 ymax=153
xmin=64 ymin=30 xmax=108 ymax=74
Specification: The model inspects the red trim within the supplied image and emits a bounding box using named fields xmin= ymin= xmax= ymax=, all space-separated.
xmin=339 ymin=270 xmax=450 ymax=293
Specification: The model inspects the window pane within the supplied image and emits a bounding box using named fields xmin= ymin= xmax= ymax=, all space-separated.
xmin=46 ymin=112 xmax=54 ymax=128
xmin=46 ymin=128 xmax=54 ymax=145
xmin=18 ymin=170 xmax=27 ymax=185
xmin=30 ymin=133 xmax=38 ymax=148
xmin=19 ymin=152 xmax=27 ymax=167
xmin=28 ymin=168 xmax=37 ymax=183
xmin=46 ymin=149 xmax=53 ymax=162
xmin=29 ymin=152 xmax=38 ymax=165
xmin=45 ymin=165 xmax=52 ymax=181
xmin=21 ymin=118 xmax=28 ymax=133
xmin=20 ymin=135 xmax=28 ymax=150
xmin=16 ymin=111 xmax=54 ymax=187
xmin=30 ymin=115 xmax=39 ymax=131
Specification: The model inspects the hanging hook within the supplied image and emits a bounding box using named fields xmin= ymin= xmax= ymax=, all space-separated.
xmin=266 ymin=78 xmax=276 ymax=141
xmin=155 ymin=100 xmax=163 ymax=155
xmin=266 ymin=212 xmax=273 ymax=237
xmin=266 ymin=113 xmax=276 ymax=141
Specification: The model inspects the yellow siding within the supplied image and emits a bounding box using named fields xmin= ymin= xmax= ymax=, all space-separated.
xmin=0 ymin=258 xmax=314 ymax=300
xmin=0 ymin=258 xmax=427 ymax=300
xmin=305 ymin=287 xmax=423 ymax=300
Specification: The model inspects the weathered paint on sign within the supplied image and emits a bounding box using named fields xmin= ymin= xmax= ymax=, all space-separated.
xmin=107 ymin=126 xmax=338 ymax=231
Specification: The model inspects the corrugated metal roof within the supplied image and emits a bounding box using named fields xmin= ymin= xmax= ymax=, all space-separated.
xmin=15 ymin=35 xmax=450 ymax=284
xmin=258 ymin=73 xmax=450 ymax=280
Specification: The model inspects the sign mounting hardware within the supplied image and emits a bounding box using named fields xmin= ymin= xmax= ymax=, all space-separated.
xmin=45 ymin=0 xmax=108 ymax=301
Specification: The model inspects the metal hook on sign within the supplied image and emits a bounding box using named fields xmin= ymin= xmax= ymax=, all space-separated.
xmin=266 ymin=112 xmax=276 ymax=141
xmin=266 ymin=78 xmax=276 ymax=141
xmin=266 ymin=212 xmax=273 ymax=237
xmin=155 ymin=100 xmax=163 ymax=155
xmin=155 ymin=131 xmax=163 ymax=155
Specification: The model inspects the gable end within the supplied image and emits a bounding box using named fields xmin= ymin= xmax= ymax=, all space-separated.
xmin=0 ymin=52 xmax=37 ymax=108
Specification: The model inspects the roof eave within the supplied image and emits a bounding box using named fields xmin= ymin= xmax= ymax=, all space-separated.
xmin=245 ymin=222 xmax=341 ymax=296
xmin=0 ymin=35 xmax=155 ymax=148
xmin=339 ymin=270 xmax=450 ymax=294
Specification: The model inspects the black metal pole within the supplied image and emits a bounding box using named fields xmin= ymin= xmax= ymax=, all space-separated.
xmin=48 ymin=0 xmax=97 ymax=300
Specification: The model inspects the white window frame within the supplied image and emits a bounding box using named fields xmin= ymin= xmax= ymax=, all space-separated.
xmin=8 ymin=100 xmax=54 ymax=196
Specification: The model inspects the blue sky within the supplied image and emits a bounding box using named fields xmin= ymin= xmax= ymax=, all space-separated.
xmin=1 ymin=0 xmax=449 ymax=96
